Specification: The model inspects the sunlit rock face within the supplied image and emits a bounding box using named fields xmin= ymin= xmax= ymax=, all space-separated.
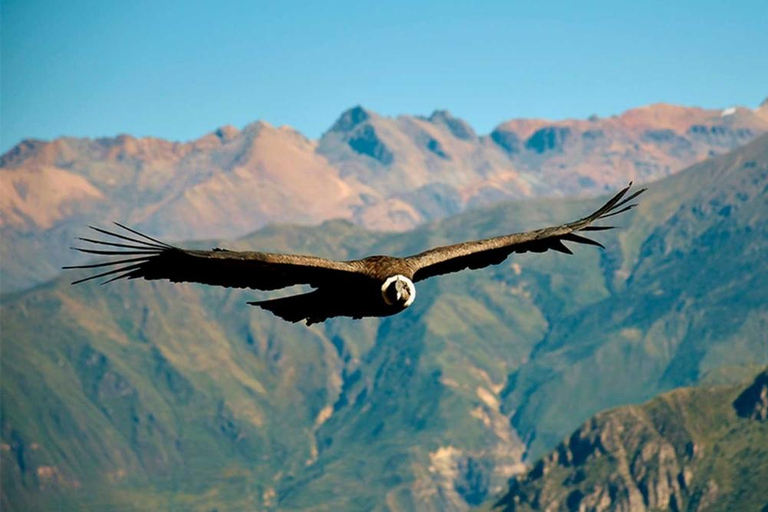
xmin=493 ymin=369 xmax=768 ymax=512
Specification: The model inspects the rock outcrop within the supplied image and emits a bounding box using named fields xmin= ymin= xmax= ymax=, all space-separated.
xmin=491 ymin=370 xmax=768 ymax=512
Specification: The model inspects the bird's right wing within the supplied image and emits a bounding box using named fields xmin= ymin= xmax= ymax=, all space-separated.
xmin=64 ymin=223 xmax=367 ymax=290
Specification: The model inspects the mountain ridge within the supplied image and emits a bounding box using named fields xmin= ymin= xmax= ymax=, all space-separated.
xmin=2 ymin=135 xmax=767 ymax=510
xmin=3 ymin=100 xmax=767 ymax=293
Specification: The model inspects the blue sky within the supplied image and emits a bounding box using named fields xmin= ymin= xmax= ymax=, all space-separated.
xmin=2 ymin=0 xmax=767 ymax=153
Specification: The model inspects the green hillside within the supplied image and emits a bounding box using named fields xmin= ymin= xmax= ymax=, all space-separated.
xmin=500 ymin=133 xmax=768 ymax=459
xmin=490 ymin=368 xmax=768 ymax=511
xmin=2 ymin=135 xmax=767 ymax=510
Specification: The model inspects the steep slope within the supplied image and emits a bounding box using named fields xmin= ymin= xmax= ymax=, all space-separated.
xmin=490 ymin=369 xmax=768 ymax=512
xmin=1 ymin=218 xmax=536 ymax=511
xmin=2 ymin=136 xmax=767 ymax=511
xmin=318 ymin=103 xmax=768 ymax=230
xmin=1 ymin=221 xmax=381 ymax=512
xmin=501 ymin=133 xmax=768 ymax=459
xmin=3 ymin=101 xmax=766 ymax=293
xmin=316 ymin=107 xmax=537 ymax=231
xmin=0 ymin=123 xmax=369 ymax=293
xmin=0 ymin=123 xmax=363 ymax=237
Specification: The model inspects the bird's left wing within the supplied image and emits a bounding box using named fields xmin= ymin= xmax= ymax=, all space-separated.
xmin=405 ymin=183 xmax=644 ymax=282
xmin=65 ymin=224 xmax=367 ymax=290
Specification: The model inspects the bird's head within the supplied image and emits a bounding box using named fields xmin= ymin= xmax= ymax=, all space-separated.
xmin=381 ymin=275 xmax=416 ymax=308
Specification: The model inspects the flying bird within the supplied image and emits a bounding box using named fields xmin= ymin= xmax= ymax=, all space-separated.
xmin=66 ymin=184 xmax=644 ymax=324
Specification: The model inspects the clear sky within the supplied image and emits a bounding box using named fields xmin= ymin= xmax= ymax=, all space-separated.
xmin=2 ymin=0 xmax=767 ymax=153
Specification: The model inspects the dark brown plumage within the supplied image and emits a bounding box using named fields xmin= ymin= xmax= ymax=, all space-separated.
xmin=66 ymin=184 xmax=644 ymax=324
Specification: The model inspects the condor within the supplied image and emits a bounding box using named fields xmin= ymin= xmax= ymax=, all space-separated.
xmin=66 ymin=184 xmax=643 ymax=325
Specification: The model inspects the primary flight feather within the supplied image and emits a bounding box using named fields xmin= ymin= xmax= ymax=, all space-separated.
xmin=66 ymin=184 xmax=644 ymax=324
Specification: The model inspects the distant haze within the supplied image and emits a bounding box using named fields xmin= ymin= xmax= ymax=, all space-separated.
xmin=3 ymin=0 xmax=768 ymax=153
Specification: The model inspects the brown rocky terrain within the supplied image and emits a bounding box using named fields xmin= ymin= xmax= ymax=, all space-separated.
xmin=490 ymin=369 xmax=768 ymax=512
xmin=0 ymin=123 xmax=364 ymax=239
xmin=491 ymin=102 xmax=768 ymax=191
xmin=2 ymin=100 xmax=767 ymax=292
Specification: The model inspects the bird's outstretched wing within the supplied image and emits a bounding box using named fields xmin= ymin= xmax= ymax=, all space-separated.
xmin=405 ymin=183 xmax=644 ymax=282
xmin=64 ymin=223 xmax=366 ymax=290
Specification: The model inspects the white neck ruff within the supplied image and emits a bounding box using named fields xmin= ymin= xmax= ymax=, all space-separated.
xmin=381 ymin=275 xmax=416 ymax=307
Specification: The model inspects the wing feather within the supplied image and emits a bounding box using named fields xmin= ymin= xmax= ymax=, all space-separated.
xmin=65 ymin=224 xmax=367 ymax=290
xmin=406 ymin=183 xmax=644 ymax=281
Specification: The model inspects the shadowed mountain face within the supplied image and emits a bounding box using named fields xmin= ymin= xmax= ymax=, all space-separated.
xmin=733 ymin=370 xmax=768 ymax=421
xmin=2 ymin=101 xmax=768 ymax=293
xmin=490 ymin=369 xmax=768 ymax=512
xmin=1 ymin=135 xmax=767 ymax=511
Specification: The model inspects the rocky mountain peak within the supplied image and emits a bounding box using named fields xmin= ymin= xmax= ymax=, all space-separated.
xmin=241 ymin=119 xmax=274 ymax=136
xmin=428 ymin=109 xmax=477 ymax=140
xmin=428 ymin=109 xmax=453 ymax=121
xmin=0 ymin=139 xmax=47 ymax=168
xmin=328 ymin=105 xmax=372 ymax=133
xmin=214 ymin=125 xmax=240 ymax=142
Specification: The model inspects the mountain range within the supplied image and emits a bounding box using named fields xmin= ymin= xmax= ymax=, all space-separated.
xmin=2 ymin=100 xmax=768 ymax=292
xmin=490 ymin=368 xmax=768 ymax=511
xmin=2 ymin=129 xmax=767 ymax=510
